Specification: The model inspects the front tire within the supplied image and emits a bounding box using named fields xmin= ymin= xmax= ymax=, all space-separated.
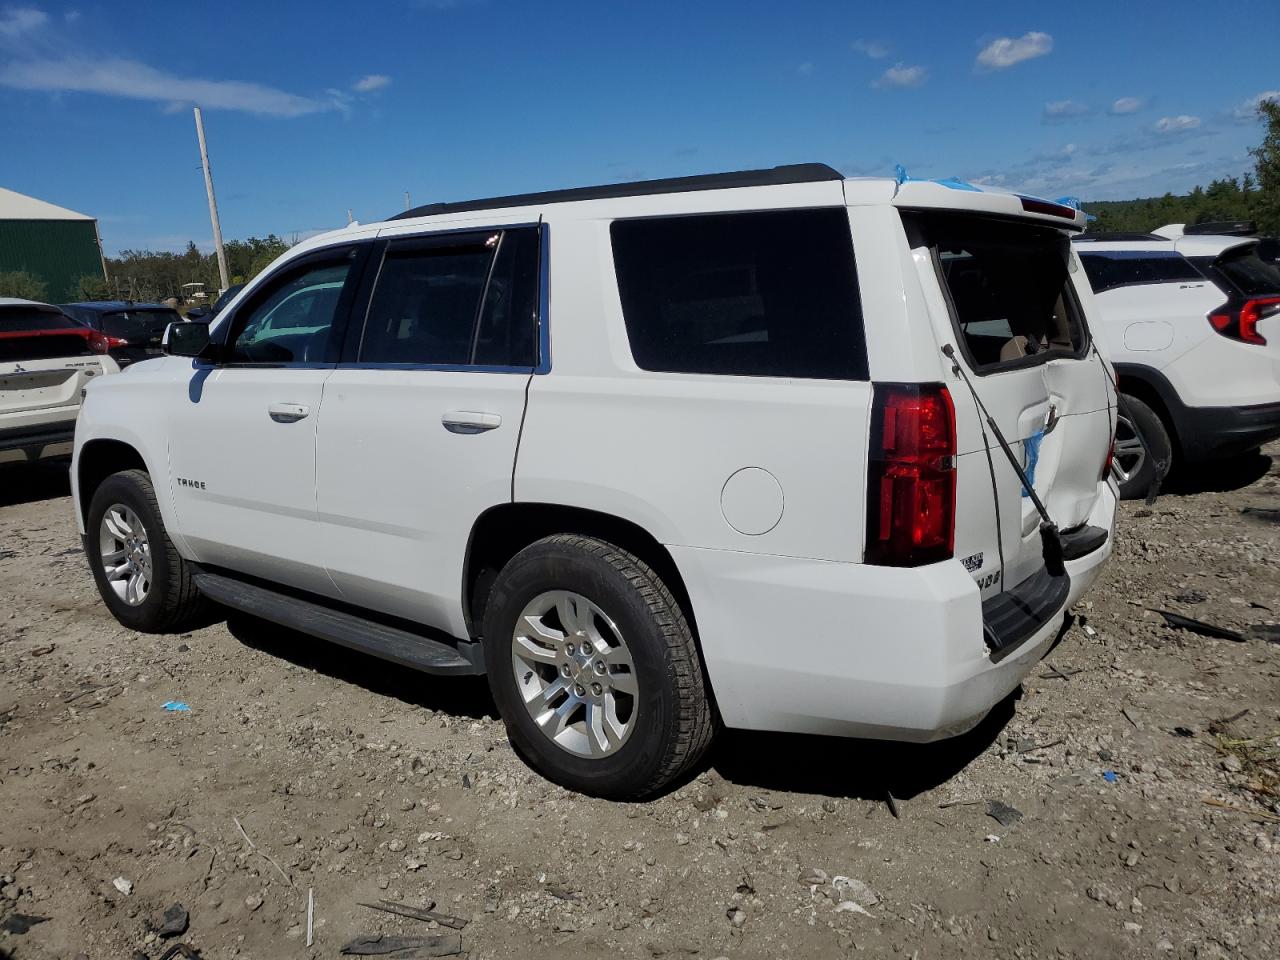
xmin=86 ymin=469 xmax=212 ymax=632
xmin=1114 ymin=395 xmax=1172 ymax=500
xmin=481 ymin=535 xmax=716 ymax=799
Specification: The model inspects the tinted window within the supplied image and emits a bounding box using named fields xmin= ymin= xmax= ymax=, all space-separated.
xmin=1213 ymin=247 xmax=1280 ymax=297
xmin=100 ymin=309 xmax=179 ymax=341
xmin=910 ymin=214 xmax=1085 ymax=371
xmin=1078 ymin=251 xmax=1204 ymax=293
xmin=359 ymin=227 xmax=539 ymax=367
xmin=0 ymin=306 xmax=83 ymax=332
xmin=610 ymin=209 xmax=867 ymax=380
xmin=229 ymin=260 xmax=353 ymax=363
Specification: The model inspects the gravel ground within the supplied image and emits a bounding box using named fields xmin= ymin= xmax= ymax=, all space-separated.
xmin=1 ymin=450 xmax=1278 ymax=960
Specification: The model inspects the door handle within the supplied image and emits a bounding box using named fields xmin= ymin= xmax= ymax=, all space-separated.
xmin=268 ymin=402 xmax=310 ymax=423
xmin=442 ymin=411 xmax=501 ymax=434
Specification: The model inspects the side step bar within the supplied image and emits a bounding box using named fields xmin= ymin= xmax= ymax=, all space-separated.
xmin=193 ymin=571 xmax=485 ymax=676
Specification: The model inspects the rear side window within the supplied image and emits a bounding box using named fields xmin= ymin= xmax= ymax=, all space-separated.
xmin=1078 ymin=251 xmax=1203 ymax=294
xmin=0 ymin=307 xmax=83 ymax=332
xmin=359 ymin=227 xmax=539 ymax=367
xmin=610 ymin=209 xmax=868 ymax=380
xmin=101 ymin=309 xmax=179 ymax=340
xmin=907 ymin=214 xmax=1086 ymax=372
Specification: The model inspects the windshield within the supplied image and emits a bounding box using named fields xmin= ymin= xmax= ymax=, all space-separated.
xmin=101 ymin=309 xmax=179 ymax=340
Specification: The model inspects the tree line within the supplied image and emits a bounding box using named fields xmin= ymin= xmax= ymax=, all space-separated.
xmin=1083 ymin=100 xmax=1280 ymax=234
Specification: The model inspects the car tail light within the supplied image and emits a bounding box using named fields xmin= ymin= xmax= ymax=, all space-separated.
xmin=1208 ymin=296 xmax=1280 ymax=346
xmin=87 ymin=331 xmax=128 ymax=354
xmin=1101 ymin=435 xmax=1115 ymax=481
xmin=865 ymin=383 xmax=957 ymax=567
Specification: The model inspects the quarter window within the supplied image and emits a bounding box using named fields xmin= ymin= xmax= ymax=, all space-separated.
xmin=610 ymin=209 xmax=868 ymax=380
xmin=359 ymin=227 xmax=540 ymax=367
xmin=1078 ymin=251 xmax=1203 ymax=294
xmin=228 ymin=260 xmax=354 ymax=364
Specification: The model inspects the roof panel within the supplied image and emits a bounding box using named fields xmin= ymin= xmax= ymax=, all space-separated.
xmin=0 ymin=187 xmax=94 ymax=221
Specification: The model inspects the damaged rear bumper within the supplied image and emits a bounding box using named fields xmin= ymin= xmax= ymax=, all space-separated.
xmin=669 ymin=484 xmax=1117 ymax=741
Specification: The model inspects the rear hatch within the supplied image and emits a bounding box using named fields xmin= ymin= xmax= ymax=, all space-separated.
xmin=1184 ymin=240 xmax=1280 ymax=352
xmin=903 ymin=210 xmax=1114 ymax=599
xmin=97 ymin=308 xmax=178 ymax=364
xmin=0 ymin=305 xmax=108 ymax=425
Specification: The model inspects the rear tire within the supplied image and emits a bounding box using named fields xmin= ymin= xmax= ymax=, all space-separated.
xmin=1115 ymin=395 xmax=1172 ymax=500
xmin=481 ymin=535 xmax=716 ymax=799
xmin=86 ymin=469 xmax=213 ymax=632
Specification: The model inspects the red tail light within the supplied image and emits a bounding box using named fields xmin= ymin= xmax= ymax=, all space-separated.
xmin=1102 ymin=436 xmax=1115 ymax=481
xmin=865 ymin=383 xmax=957 ymax=567
xmin=1208 ymin=296 xmax=1280 ymax=346
xmin=87 ymin=331 xmax=129 ymax=354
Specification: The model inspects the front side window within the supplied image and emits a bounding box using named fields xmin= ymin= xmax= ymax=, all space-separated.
xmin=610 ymin=209 xmax=868 ymax=380
xmin=358 ymin=227 xmax=540 ymax=367
xmin=228 ymin=260 xmax=354 ymax=363
xmin=908 ymin=214 xmax=1086 ymax=372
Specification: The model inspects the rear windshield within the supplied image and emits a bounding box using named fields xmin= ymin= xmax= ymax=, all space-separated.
xmin=610 ymin=209 xmax=868 ymax=380
xmin=1210 ymin=247 xmax=1280 ymax=298
xmin=1077 ymin=250 xmax=1203 ymax=294
xmin=0 ymin=306 xmax=83 ymax=332
xmin=907 ymin=214 xmax=1087 ymax=373
xmin=0 ymin=307 xmax=95 ymax=361
xmin=100 ymin=309 xmax=179 ymax=340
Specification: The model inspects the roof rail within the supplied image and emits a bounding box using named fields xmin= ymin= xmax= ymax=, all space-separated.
xmin=390 ymin=163 xmax=844 ymax=220
xmin=1073 ymin=232 xmax=1169 ymax=242
xmin=1182 ymin=220 xmax=1257 ymax=237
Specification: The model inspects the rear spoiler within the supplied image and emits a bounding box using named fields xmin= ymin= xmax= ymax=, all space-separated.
xmin=890 ymin=178 xmax=1087 ymax=232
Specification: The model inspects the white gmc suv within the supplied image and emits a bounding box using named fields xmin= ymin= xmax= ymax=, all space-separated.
xmin=73 ymin=165 xmax=1117 ymax=798
xmin=1073 ymin=231 xmax=1280 ymax=498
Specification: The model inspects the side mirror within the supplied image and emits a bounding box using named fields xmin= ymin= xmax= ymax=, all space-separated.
xmin=163 ymin=320 xmax=214 ymax=359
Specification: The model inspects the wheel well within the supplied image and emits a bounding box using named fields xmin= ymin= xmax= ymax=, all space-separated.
xmin=463 ymin=504 xmax=697 ymax=643
xmin=1117 ymin=375 xmax=1180 ymax=457
xmin=78 ymin=439 xmax=147 ymax=522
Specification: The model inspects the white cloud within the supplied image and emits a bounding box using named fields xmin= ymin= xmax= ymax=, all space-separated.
xmin=796 ymin=61 xmax=814 ymax=76
xmin=353 ymin=73 xmax=391 ymax=93
xmin=852 ymin=39 xmax=889 ymax=59
xmin=0 ymin=56 xmax=334 ymax=116
xmin=976 ymin=31 xmax=1053 ymax=70
xmin=875 ymin=62 xmax=927 ymax=90
xmin=1154 ymin=114 xmax=1201 ymax=134
xmin=1232 ymin=90 xmax=1280 ymax=121
xmin=1110 ymin=96 xmax=1146 ymax=115
xmin=1043 ymin=100 xmax=1090 ymax=121
xmin=0 ymin=6 xmax=47 ymax=36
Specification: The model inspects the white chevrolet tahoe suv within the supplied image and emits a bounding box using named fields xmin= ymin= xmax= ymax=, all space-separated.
xmin=73 ymin=165 xmax=1117 ymax=798
xmin=1073 ymin=231 xmax=1280 ymax=498
xmin=2 ymin=298 xmax=119 ymax=465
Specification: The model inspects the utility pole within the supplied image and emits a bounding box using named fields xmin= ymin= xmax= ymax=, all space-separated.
xmin=404 ymin=191 xmax=411 ymax=211
xmin=193 ymin=107 xmax=230 ymax=292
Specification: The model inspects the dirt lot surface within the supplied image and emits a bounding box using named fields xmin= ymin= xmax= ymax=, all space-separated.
xmin=1 ymin=452 xmax=1278 ymax=960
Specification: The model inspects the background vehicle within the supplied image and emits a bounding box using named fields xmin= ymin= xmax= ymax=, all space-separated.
xmin=186 ymin=282 xmax=245 ymax=321
xmin=1 ymin=298 xmax=119 ymax=465
xmin=72 ymin=165 xmax=1116 ymax=798
xmin=1074 ymin=232 xmax=1280 ymax=498
xmin=61 ymin=301 xmax=184 ymax=368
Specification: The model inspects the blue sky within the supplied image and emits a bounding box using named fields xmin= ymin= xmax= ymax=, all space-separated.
xmin=2 ymin=0 xmax=1277 ymax=255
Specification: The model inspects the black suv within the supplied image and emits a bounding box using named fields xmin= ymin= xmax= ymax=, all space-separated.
xmin=61 ymin=302 xmax=184 ymax=367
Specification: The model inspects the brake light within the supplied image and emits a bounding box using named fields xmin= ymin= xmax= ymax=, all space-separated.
xmin=87 ymin=331 xmax=128 ymax=354
xmin=1102 ymin=436 xmax=1115 ymax=481
xmin=865 ymin=383 xmax=957 ymax=567
xmin=1208 ymin=296 xmax=1280 ymax=346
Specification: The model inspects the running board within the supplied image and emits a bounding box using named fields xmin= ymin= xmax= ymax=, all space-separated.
xmin=193 ymin=571 xmax=484 ymax=676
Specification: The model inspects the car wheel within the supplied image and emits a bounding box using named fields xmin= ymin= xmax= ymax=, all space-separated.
xmin=481 ymin=534 xmax=716 ymax=799
xmin=86 ymin=468 xmax=213 ymax=632
xmin=1114 ymin=395 xmax=1172 ymax=500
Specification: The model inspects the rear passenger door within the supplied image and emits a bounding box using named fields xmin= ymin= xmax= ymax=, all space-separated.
xmin=314 ymin=225 xmax=543 ymax=636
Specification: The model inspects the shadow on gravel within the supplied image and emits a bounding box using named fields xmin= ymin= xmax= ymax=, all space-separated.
xmin=1160 ymin=451 xmax=1273 ymax=496
xmin=709 ymin=691 xmax=1015 ymax=803
xmin=225 ymin=614 xmax=497 ymax=721
xmin=0 ymin=459 xmax=72 ymax=507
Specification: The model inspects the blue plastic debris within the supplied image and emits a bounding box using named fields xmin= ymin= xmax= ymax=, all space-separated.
xmin=1022 ymin=432 xmax=1044 ymax=498
xmin=1102 ymin=770 xmax=1117 ymax=783
xmin=162 ymin=701 xmax=191 ymax=713
xmin=893 ymin=166 xmax=981 ymax=191
xmin=894 ymin=164 xmax=910 ymax=185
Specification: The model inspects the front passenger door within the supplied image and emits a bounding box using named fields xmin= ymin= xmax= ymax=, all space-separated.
xmin=167 ymin=244 xmax=368 ymax=595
